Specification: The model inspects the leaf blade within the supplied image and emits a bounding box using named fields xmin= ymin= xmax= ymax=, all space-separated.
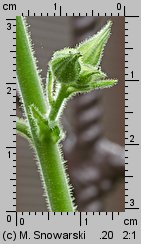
xmin=89 ymin=79 xmax=118 ymax=89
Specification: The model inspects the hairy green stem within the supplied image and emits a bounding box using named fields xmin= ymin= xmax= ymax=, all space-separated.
xmin=36 ymin=139 xmax=74 ymax=211
xmin=16 ymin=17 xmax=47 ymax=119
xmin=49 ymin=85 xmax=67 ymax=121
xmin=16 ymin=16 xmax=75 ymax=212
xmin=16 ymin=117 xmax=31 ymax=140
xmin=47 ymin=71 xmax=54 ymax=107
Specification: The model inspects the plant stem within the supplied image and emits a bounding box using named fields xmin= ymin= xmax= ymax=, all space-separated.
xmin=36 ymin=139 xmax=74 ymax=211
xmin=16 ymin=16 xmax=75 ymax=212
xmin=16 ymin=117 xmax=31 ymax=140
xmin=49 ymin=85 xmax=67 ymax=121
xmin=16 ymin=16 xmax=47 ymax=120
xmin=47 ymin=71 xmax=54 ymax=107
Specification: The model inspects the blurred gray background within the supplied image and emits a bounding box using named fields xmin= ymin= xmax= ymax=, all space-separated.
xmin=17 ymin=17 xmax=124 ymax=212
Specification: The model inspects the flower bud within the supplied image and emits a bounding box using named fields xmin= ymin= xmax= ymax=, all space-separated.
xmin=77 ymin=21 xmax=112 ymax=67
xmin=50 ymin=48 xmax=81 ymax=84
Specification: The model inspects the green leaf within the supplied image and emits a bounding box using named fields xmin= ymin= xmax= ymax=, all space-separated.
xmin=77 ymin=64 xmax=106 ymax=85
xmin=77 ymin=20 xmax=112 ymax=67
xmin=89 ymin=79 xmax=118 ymax=90
xmin=29 ymin=105 xmax=49 ymax=140
xmin=30 ymin=105 xmax=61 ymax=143
xmin=68 ymin=79 xmax=117 ymax=95
xmin=50 ymin=124 xmax=61 ymax=143
xmin=30 ymin=105 xmax=48 ymax=128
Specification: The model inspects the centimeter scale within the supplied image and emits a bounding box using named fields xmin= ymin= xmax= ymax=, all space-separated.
xmin=0 ymin=0 xmax=141 ymax=242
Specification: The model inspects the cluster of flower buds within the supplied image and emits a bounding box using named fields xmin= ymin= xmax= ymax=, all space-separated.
xmin=49 ymin=20 xmax=117 ymax=95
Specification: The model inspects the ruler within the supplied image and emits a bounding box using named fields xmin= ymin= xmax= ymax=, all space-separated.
xmin=0 ymin=0 xmax=141 ymax=242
